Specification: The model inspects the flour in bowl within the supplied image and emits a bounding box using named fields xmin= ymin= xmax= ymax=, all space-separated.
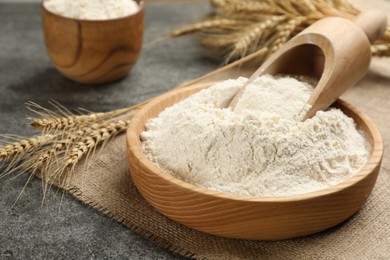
xmin=44 ymin=0 xmax=140 ymax=20
xmin=141 ymin=75 xmax=369 ymax=197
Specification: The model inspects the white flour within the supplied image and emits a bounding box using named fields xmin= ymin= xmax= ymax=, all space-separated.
xmin=141 ymin=75 xmax=369 ymax=197
xmin=44 ymin=0 xmax=139 ymax=20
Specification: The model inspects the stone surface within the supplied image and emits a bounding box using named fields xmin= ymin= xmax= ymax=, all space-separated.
xmin=0 ymin=2 xmax=216 ymax=259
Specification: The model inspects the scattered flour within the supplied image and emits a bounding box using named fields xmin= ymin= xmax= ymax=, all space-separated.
xmin=44 ymin=0 xmax=139 ymax=20
xmin=141 ymin=75 xmax=369 ymax=197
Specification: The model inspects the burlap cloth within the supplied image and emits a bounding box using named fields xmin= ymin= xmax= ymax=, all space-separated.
xmin=56 ymin=3 xmax=390 ymax=258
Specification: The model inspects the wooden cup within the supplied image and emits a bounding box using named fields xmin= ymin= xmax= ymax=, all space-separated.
xmin=126 ymin=82 xmax=383 ymax=240
xmin=41 ymin=0 xmax=144 ymax=84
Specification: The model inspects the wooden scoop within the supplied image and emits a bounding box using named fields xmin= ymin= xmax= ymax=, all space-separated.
xmin=228 ymin=11 xmax=387 ymax=120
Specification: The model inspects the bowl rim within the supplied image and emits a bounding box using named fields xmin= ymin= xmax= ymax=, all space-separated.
xmin=41 ymin=0 xmax=145 ymax=23
xmin=127 ymin=82 xmax=384 ymax=203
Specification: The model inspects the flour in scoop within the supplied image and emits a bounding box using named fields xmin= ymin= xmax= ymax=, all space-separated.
xmin=44 ymin=0 xmax=139 ymax=20
xmin=141 ymin=75 xmax=369 ymax=197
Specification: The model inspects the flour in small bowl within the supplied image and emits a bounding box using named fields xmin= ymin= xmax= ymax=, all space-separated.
xmin=141 ymin=75 xmax=369 ymax=197
xmin=44 ymin=0 xmax=140 ymax=20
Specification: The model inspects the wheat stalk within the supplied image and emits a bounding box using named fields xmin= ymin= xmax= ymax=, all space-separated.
xmin=170 ymin=0 xmax=390 ymax=63
xmin=170 ymin=18 xmax=247 ymax=37
xmin=0 ymin=100 xmax=137 ymax=204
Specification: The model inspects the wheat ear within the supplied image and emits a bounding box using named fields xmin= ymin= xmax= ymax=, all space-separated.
xmin=268 ymin=16 xmax=307 ymax=55
xmin=37 ymin=120 xmax=129 ymax=189
xmin=293 ymin=0 xmax=317 ymax=15
xmin=65 ymin=120 xmax=129 ymax=166
xmin=170 ymin=0 xmax=390 ymax=61
xmin=24 ymin=123 xmax=101 ymax=174
xmin=225 ymin=16 xmax=286 ymax=62
xmin=0 ymin=134 xmax=56 ymax=179
xmin=0 ymin=134 xmax=55 ymax=161
xmin=28 ymin=102 xmax=132 ymax=132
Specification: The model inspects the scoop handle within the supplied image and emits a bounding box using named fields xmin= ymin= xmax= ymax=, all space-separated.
xmin=354 ymin=11 xmax=387 ymax=43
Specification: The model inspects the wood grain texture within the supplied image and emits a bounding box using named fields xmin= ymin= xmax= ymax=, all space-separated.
xmin=126 ymin=82 xmax=383 ymax=240
xmin=41 ymin=0 xmax=144 ymax=84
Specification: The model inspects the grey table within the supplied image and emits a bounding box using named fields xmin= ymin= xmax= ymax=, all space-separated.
xmin=0 ymin=2 xmax=216 ymax=259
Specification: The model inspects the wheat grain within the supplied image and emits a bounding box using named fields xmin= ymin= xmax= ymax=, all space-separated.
xmin=49 ymin=120 xmax=129 ymax=188
xmin=27 ymin=101 xmax=133 ymax=133
xmin=380 ymin=27 xmax=390 ymax=42
xmin=30 ymin=142 xmax=69 ymax=172
xmin=372 ymin=43 xmax=390 ymax=57
xmin=29 ymin=108 xmax=132 ymax=132
xmin=0 ymin=134 xmax=57 ymax=179
xmin=0 ymin=100 xmax=137 ymax=204
xmin=268 ymin=16 xmax=307 ymax=55
xmin=275 ymin=0 xmax=300 ymax=15
xmin=65 ymin=120 xmax=128 ymax=167
xmin=27 ymin=122 xmax=105 ymax=172
xmin=293 ymin=0 xmax=317 ymax=15
xmin=225 ymin=16 xmax=286 ymax=62
xmin=0 ymin=135 xmax=55 ymax=161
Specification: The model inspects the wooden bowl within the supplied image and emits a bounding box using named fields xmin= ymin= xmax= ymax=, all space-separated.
xmin=126 ymin=82 xmax=383 ymax=240
xmin=41 ymin=0 xmax=144 ymax=84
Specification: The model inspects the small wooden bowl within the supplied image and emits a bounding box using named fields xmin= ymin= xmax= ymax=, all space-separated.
xmin=126 ymin=82 xmax=383 ymax=240
xmin=41 ymin=0 xmax=144 ymax=84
